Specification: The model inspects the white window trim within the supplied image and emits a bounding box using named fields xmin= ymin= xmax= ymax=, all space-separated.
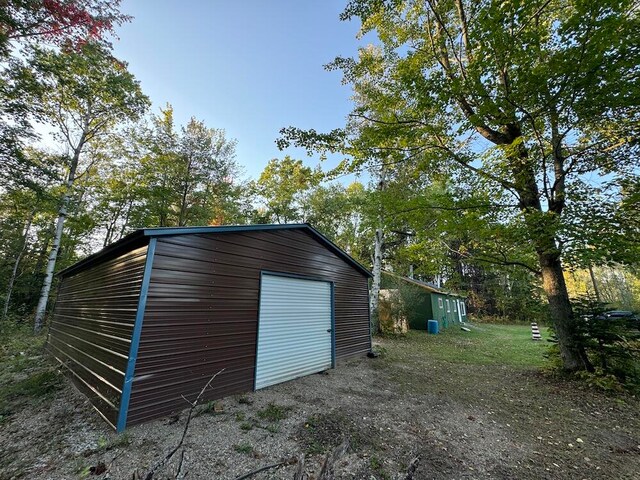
xmin=446 ymin=299 xmax=451 ymax=312
xmin=453 ymin=301 xmax=457 ymax=312
xmin=438 ymin=298 xmax=443 ymax=309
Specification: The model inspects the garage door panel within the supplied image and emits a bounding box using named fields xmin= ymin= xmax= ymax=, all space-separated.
xmin=255 ymin=275 xmax=332 ymax=390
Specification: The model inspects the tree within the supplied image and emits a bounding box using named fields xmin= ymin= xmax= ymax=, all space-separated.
xmin=281 ymin=0 xmax=639 ymax=371
xmin=129 ymin=106 xmax=243 ymax=228
xmin=253 ymin=156 xmax=320 ymax=224
xmin=22 ymin=42 xmax=148 ymax=332
xmin=300 ymin=181 xmax=368 ymax=259
xmin=0 ymin=0 xmax=130 ymax=56
xmin=0 ymin=0 xmax=131 ymax=184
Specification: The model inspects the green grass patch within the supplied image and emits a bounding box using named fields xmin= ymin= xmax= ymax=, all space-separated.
xmin=239 ymin=421 xmax=253 ymax=431
xmin=0 ymin=324 xmax=62 ymax=421
xmin=256 ymin=403 xmax=289 ymax=422
xmin=96 ymin=433 xmax=130 ymax=452
xmin=382 ymin=324 xmax=549 ymax=368
xmin=0 ymin=369 xmax=63 ymax=419
xmin=233 ymin=442 xmax=253 ymax=455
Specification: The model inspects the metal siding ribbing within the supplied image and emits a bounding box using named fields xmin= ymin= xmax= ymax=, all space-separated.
xmin=255 ymin=275 xmax=332 ymax=390
xmin=47 ymin=245 xmax=148 ymax=428
xmin=125 ymin=229 xmax=370 ymax=426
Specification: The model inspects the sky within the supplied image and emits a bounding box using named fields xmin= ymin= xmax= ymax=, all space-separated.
xmin=111 ymin=0 xmax=367 ymax=182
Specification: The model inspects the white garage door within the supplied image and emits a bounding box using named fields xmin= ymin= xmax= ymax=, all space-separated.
xmin=255 ymin=274 xmax=333 ymax=390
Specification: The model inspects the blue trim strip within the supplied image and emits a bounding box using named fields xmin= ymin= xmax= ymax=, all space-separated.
xmin=116 ymin=237 xmax=156 ymax=432
xmin=142 ymin=223 xmax=307 ymax=237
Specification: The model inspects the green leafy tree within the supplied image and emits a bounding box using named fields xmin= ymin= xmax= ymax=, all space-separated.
xmin=253 ymin=156 xmax=321 ymax=224
xmin=129 ymin=106 xmax=243 ymax=228
xmin=20 ymin=42 xmax=149 ymax=332
xmin=0 ymin=0 xmax=131 ymax=192
xmin=281 ymin=0 xmax=639 ymax=371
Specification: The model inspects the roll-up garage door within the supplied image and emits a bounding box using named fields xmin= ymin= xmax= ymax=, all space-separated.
xmin=255 ymin=274 xmax=333 ymax=390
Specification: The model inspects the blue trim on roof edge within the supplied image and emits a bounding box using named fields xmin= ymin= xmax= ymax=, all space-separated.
xmin=142 ymin=223 xmax=308 ymax=236
xmin=116 ymin=237 xmax=156 ymax=432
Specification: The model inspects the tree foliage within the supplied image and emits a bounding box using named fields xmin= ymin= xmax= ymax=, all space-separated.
xmin=280 ymin=0 xmax=640 ymax=371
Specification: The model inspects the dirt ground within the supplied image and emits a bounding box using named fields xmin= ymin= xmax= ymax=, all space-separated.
xmin=1 ymin=326 xmax=639 ymax=480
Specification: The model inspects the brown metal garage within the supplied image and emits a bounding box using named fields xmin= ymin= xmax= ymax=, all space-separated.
xmin=47 ymin=224 xmax=371 ymax=431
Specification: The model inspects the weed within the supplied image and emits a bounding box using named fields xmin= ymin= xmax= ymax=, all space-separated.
xmin=240 ymin=422 xmax=253 ymax=431
xmin=370 ymin=456 xmax=382 ymax=470
xmin=198 ymin=400 xmax=224 ymax=416
xmin=257 ymin=403 xmax=289 ymax=422
xmin=574 ymin=369 xmax=625 ymax=393
xmin=299 ymin=412 xmax=375 ymax=455
xmin=98 ymin=433 xmax=130 ymax=452
xmin=237 ymin=395 xmax=253 ymax=405
xmin=234 ymin=442 xmax=253 ymax=455
xmin=264 ymin=423 xmax=280 ymax=434
xmin=306 ymin=440 xmax=325 ymax=455
xmin=369 ymin=456 xmax=390 ymax=478
xmin=0 ymin=369 xmax=63 ymax=414
xmin=235 ymin=412 xmax=246 ymax=421
xmin=77 ymin=464 xmax=91 ymax=478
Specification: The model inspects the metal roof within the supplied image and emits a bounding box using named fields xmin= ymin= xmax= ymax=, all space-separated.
xmin=383 ymin=271 xmax=467 ymax=298
xmin=59 ymin=223 xmax=372 ymax=278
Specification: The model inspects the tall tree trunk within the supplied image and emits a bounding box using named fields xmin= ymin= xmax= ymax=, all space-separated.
xmin=588 ymin=264 xmax=601 ymax=302
xmin=511 ymin=141 xmax=589 ymax=372
xmin=117 ymin=198 xmax=134 ymax=241
xmin=369 ymin=227 xmax=383 ymax=334
xmin=33 ymin=146 xmax=82 ymax=333
xmin=369 ymin=166 xmax=387 ymax=335
xmin=539 ymin=252 xmax=592 ymax=371
xmin=2 ymin=210 xmax=34 ymax=321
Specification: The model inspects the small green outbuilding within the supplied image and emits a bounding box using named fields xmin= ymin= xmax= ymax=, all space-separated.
xmin=381 ymin=272 xmax=468 ymax=330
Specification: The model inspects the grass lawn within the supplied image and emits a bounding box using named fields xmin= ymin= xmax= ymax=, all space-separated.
xmin=388 ymin=323 xmax=550 ymax=368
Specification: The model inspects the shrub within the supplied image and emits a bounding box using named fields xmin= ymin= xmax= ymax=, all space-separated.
xmin=547 ymin=294 xmax=640 ymax=393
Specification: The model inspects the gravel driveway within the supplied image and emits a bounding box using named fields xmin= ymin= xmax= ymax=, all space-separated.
xmin=1 ymin=331 xmax=639 ymax=479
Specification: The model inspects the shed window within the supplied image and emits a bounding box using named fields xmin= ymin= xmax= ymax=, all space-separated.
xmin=461 ymin=302 xmax=466 ymax=315
xmin=446 ymin=299 xmax=451 ymax=312
xmin=438 ymin=298 xmax=443 ymax=309
xmin=453 ymin=301 xmax=457 ymax=312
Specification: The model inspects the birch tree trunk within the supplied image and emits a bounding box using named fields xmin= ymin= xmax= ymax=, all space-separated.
xmin=588 ymin=264 xmax=601 ymax=302
xmin=369 ymin=227 xmax=383 ymax=333
xmin=369 ymin=166 xmax=387 ymax=334
xmin=33 ymin=146 xmax=82 ymax=333
xmin=2 ymin=211 xmax=34 ymax=321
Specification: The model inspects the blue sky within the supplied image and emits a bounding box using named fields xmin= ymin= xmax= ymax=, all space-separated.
xmin=112 ymin=1 xmax=366 ymax=181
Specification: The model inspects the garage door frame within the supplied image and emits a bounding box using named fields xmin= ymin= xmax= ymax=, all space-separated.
xmin=253 ymin=271 xmax=336 ymax=391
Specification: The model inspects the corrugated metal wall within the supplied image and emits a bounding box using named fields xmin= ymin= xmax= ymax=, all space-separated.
xmin=126 ymin=229 xmax=370 ymax=426
xmin=47 ymin=244 xmax=148 ymax=428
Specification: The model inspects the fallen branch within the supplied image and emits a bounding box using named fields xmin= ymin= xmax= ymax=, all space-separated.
xmin=318 ymin=439 xmax=350 ymax=480
xmin=234 ymin=457 xmax=295 ymax=480
xmin=405 ymin=456 xmax=420 ymax=480
xmin=293 ymin=453 xmax=306 ymax=480
xmin=143 ymin=368 xmax=225 ymax=480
